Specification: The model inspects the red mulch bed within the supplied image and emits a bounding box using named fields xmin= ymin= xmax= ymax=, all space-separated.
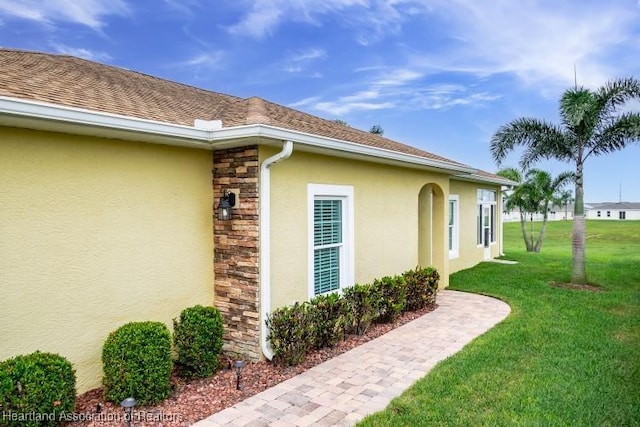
xmin=69 ymin=303 xmax=437 ymax=426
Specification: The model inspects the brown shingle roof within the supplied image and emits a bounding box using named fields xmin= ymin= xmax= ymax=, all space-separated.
xmin=0 ymin=48 xmax=245 ymax=126
xmin=0 ymin=48 xmax=475 ymax=168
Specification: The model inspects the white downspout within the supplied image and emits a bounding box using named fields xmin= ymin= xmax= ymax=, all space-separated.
xmin=260 ymin=140 xmax=294 ymax=360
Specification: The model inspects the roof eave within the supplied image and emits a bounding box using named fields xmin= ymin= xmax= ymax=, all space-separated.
xmin=452 ymin=173 xmax=516 ymax=187
xmin=0 ymin=96 xmax=214 ymax=149
xmin=211 ymin=124 xmax=477 ymax=175
xmin=0 ymin=95 xmax=476 ymax=175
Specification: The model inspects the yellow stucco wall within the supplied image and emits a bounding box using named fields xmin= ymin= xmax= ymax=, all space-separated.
xmin=263 ymin=147 xmax=451 ymax=309
xmin=0 ymin=128 xmax=215 ymax=393
xmin=449 ymin=180 xmax=502 ymax=273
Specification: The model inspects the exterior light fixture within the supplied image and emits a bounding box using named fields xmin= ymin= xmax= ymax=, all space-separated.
xmin=120 ymin=397 xmax=137 ymax=427
xmin=234 ymin=360 xmax=245 ymax=390
xmin=218 ymin=190 xmax=236 ymax=221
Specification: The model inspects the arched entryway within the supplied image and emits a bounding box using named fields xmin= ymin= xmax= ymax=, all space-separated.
xmin=418 ymin=183 xmax=446 ymax=278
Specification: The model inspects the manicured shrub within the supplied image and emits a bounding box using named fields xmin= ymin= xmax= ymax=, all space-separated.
xmin=343 ymin=283 xmax=382 ymax=335
xmin=266 ymin=302 xmax=314 ymax=366
xmin=0 ymin=351 xmax=76 ymax=427
xmin=102 ymin=321 xmax=172 ymax=406
xmin=309 ymin=292 xmax=346 ymax=349
xmin=375 ymin=275 xmax=407 ymax=323
xmin=173 ymin=305 xmax=224 ymax=379
xmin=403 ymin=266 xmax=440 ymax=311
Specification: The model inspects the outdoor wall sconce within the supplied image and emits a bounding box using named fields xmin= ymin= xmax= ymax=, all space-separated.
xmin=120 ymin=397 xmax=137 ymax=427
xmin=218 ymin=190 xmax=236 ymax=221
xmin=234 ymin=360 xmax=245 ymax=390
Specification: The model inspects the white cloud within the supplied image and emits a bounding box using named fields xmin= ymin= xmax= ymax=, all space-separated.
xmin=314 ymin=100 xmax=395 ymax=116
xmin=412 ymin=90 xmax=500 ymax=110
xmin=226 ymin=0 xmax=414 ymax=42
xmin=373 ymin=69 xmax=422 ymax=86
xmin=228 ymin=1 xmax=638 ymax=96
xmin=281 ymin=47 xmax=327 ymax=74
xmin=409 ymin=0 xmax=640 ymax=92
xmin=288 ymin=48 xmax=327 ymax=63
xmin=50 ymin=43 xmax=112 ymax=61
xmin=0 ymin=0 xmax=129 ymax=30
xmin=294 ymin=67 xmax=498 ymax=115
xmin=289 ymin=96 xmax=323 ymax=108
xmin=163 ymin=0 xmax=201 ymax=16
xmin=176 ymin=52 xmax=225 ymax=69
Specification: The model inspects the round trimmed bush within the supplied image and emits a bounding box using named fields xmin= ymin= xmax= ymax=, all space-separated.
xmin=173 ymin=305 xmax=224 ymax=379
xmin=0 ymin=351 xmax=76 ymax=427
xmin=102 ymin=321 xmax=172 ymax=406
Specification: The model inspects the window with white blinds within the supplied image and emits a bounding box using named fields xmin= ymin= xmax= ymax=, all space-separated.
xmin=307 ymin=184 xmax=354 ymax=298
xmin=313 ymin=199 xmax=342 ymax=295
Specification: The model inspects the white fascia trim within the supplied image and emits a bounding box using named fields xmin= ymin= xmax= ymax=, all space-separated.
xmin=0 ymin=96 xmax=213 ymax=145
xmin=212 ymin=124 xmax=477 ymax=175
xmin=452 ymin=173 xmax=516 ymax=187
xmin=259 ymin=141 xmax=294 ymax=360
xmin=2 ymin=96 xmax=477 ymax=175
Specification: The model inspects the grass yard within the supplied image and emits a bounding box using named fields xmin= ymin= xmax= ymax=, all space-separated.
xmin=359 ymin=220 xmax=640 ymax=426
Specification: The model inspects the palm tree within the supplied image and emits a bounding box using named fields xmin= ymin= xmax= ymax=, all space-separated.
xmin=555 ymin=190 xmax=574 ymax=220
xmin=491 ymin=77 xmax=640 ymax=284
xmin=498 ymin=168 xmax=573 ymax=252
xmin=497 ymin=167 xmax=533 ymax=249
xmin=525 ymin=169 xmax=574 ymax=252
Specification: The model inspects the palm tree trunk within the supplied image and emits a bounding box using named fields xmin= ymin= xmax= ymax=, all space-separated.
xmin=519 ymin=212 xmax=533 ymax=251
xmin=534 ymin=211 xmax=549 ymax=252
xmin=572 ymin=163 xmax=587 ymax=284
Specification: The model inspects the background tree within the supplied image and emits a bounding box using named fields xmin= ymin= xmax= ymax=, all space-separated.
xmin=526 ymin=169 xmax=575 ymax=252
xmin=555 ymin=189 xmax=574 ymax=220
xmin=498 ymin=168 xmax=573 ymax=252
xmin=491 ymin=77 xmax=640 ymax=283
xmin=333 ymin=119 xmax=349 ymax=126
xmin=369 ymin=124 xmax=384 ymax=135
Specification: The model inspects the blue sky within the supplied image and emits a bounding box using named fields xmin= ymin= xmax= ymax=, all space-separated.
xmin=1 ymin=0 xmax=639 ymax=202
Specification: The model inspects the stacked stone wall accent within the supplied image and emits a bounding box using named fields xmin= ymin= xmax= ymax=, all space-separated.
xmin=213 ymin=146 xmax=260 ymax=360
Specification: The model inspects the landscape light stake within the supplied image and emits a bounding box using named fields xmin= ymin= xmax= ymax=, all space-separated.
xmin=120 ymin=397 xmax=137 ymax=427
xmin=235 ymin=360 xmax=245 ymax=390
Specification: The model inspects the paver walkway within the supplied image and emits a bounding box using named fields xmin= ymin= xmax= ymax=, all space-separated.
xmin=195 ymin=290 xmax=511 ymax=427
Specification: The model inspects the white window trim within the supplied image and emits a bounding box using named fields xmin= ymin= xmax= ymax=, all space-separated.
xmin=477 ymin=189 xmax=498 ymax=247
xmin=307 ymin=184 xmax=355 ymax=298
xmin=449 ymin=195 xmax=459 ymax=259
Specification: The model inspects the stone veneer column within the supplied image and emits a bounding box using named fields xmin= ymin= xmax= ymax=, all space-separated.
xmin=213 ymin=146 xmax=261 ymax=361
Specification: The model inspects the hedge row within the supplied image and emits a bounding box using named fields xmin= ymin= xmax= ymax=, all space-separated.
xmin=267 ymin=266 xmax=439 ymax=366
xmin=0 ymin=304 xmax=225 ymax=418
xmin=102 ymin=305 xmax=224 ymax=405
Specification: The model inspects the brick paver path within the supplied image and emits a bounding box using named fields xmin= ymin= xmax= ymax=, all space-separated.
xmin=195 ymin=290 xmax=511 ymax=426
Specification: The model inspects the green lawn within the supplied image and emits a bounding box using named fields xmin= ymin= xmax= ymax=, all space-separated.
xmin=359 ymin=220 xmax=640 ymax=426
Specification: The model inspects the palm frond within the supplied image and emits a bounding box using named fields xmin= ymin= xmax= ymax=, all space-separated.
xmin=586 ymin=112 xmax=640 ymax=160
xmin=490 ymin=118 xmax=568 ymax=166
xmin=560 ymin=88 xmax=595 ymax=130
xmin=496 ymin=167 xmax=523 ymax=183
xmin=598 ymin=77 xmax=640 ymax=110
xmin=551 ymin=171 xmax=575 ymax=191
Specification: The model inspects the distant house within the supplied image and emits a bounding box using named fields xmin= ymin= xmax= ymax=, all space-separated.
xmin=585 ymin=202 xmax=640 ymax=220
xmin=502 ymin=203 xmax=575 ymax=222
xmin=0 ymin=48 xmax=514 ymax=393
xmin=503 ymin=201 xmax=640 ymax=222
